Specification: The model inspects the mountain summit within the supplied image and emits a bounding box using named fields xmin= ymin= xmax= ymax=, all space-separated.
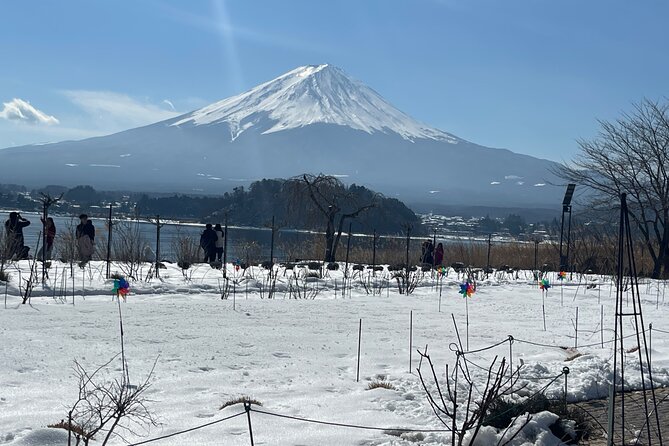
xmin=0 ymin=65 xmax=563 ymax=207
xmin=171 ymin=64 xmax=458 ymax=143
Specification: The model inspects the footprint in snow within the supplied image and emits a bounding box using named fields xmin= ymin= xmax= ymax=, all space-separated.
xmin=189 ymin=366 xmax=215 ymax=373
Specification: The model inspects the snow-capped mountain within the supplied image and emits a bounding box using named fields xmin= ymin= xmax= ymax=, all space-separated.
xmin=172 ymin=64 xmax=458 ymax=143
xmin=0 ymin=64 xmax=563 ymax=207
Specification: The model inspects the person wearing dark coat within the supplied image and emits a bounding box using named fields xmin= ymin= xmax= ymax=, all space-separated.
xmin=76 ymin=214 xmax=95 ymax=262
xmin=200 ymin=223 xmax=218 ymax=263
xmin=4 ymin=212 xmax=31 ymax=259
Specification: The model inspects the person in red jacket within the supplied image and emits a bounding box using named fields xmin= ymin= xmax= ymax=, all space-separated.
xmin=434 ymin=242 xmax=444 ymax=267
xmin=39 ymin=217 xmax=56 ymax=260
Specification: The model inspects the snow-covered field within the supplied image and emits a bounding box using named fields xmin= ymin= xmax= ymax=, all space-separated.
xmin=1 ymin=261 xmax=668 ymax=445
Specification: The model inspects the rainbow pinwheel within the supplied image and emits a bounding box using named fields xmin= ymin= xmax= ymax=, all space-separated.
xmin=558 ymin=271 xmax=567 ymax=280
xmin=113 ymin=277 xmax=130 ymax=297
xmin=459 ymin=282 xmax=475 ymax=298
xmin=539 ymin=278 xmax=551 ymax=291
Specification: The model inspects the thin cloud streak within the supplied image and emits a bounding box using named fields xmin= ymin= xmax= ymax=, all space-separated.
xmin=0 ymin=98 xmax=59 ymax=125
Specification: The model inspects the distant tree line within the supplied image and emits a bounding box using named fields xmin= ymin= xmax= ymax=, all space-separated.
xmin=137 ymin=176 xmax=423 ymax=236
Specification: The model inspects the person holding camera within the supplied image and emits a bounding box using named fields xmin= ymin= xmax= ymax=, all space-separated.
xmin=4 ymin=212 xmax=31 ymax=260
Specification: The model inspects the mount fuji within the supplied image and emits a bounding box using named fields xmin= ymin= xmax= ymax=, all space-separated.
xmin=0 ymin=64 xmax=563 ymax=207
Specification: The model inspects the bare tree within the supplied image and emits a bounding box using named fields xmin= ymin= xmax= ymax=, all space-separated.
xmin=297 ymin=174 xmax=376 ymax=262
xmin=555 ymin=98 xmax=669 ymax=278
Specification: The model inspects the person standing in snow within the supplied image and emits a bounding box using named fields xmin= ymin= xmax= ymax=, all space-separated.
xmin=214 ymin=223 xmax=225 ymax=262
xmin=76 ymin=214 xmax=95 ymax=262
xmin=38 ymin=217 xmax=56 ymax=260
xmin=200 ymin=223 xmax=217 ymax=263
xmin=421 ymin=239 xmax=434 ymax=265
xmin=434 ymin=242 xmax=444 ymax=267
xmin=4 ymin=212 xmax=31 ymax=259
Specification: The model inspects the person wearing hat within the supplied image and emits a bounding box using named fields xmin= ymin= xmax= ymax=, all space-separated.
xmin=75 ymin=214 xmax=95 ymax=262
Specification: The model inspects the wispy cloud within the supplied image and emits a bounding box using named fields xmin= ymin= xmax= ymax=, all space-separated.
xmin=0 ymin=98 xmax=59 ymax=125
xmin=62 ymin=90 xmax=180 ymax=128
xmin=162 ymin=99 xmax=176 ymax=111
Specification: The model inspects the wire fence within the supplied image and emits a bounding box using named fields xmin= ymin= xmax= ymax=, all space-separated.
xmin=112 ymin=323 xmax=669 ymax=445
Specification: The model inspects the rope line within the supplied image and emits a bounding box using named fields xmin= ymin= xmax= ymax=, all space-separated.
xmin=249 ymin=407 xmax=450 ymax=433
xmin=125 ymin=411 xmax=245 ymax=445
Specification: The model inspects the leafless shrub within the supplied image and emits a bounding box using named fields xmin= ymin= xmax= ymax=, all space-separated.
xmin=56 ymin=355 xmax=157 ymax=446
xmin=171 ymin=230 xmax=200 ymax=270
xmin=394 ymin=268 xmax=422 ymax=295
xmin=417 ymin=348 xmax=524 ymax=445
xmin=113 ymin=221 xmax=150 ymax=280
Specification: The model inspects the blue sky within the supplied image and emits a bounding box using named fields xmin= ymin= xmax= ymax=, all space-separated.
xmin=1 ymin=0 xmax=667 ymax=162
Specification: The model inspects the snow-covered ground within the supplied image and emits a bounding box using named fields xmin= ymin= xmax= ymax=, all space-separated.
xmin=1 ymin=261 xmax=668 ymax=445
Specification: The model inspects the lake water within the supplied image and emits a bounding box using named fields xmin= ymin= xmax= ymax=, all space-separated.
xmin=1 ymin=211 xmax=496 ymax=264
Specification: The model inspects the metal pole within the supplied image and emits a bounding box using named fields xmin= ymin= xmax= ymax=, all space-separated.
xmin=372 ymin=229 xmax=377 ymax=276
xmin=487 ymin=233 xmax=492 ymax=276
xmin=409 ymin=310 xmax=413 ymax=373
xmin=405 ymin=225 xmax=411 ymax=271
xmin=566 ymin=205 xmax=573 ymax=274
xmin=244 ymin=402 xmax=255 ymax=446
xmin=356 ymin=318 xmax=362 ymax=382
xmin=42 ymin=202 xmax=47 ymax=282
xmin=106 ymin=204 xmax=112 ymax=279
xmin=223 ymin=214 xmax=229 ymax=279
xmin=344 ymin=222 xmax=352 ymax=281
xmin=269 ymin=216 xmax=275 ymax=267
xmin=559 ymin=208 xmax=565 ymax=270
xmin=155 ymin=215 xmax=160 ymax=278
xmin=575 ymin=307 xmax=579 ymax=348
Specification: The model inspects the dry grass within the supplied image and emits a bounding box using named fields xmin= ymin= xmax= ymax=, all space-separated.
xmin=47 ymin=419 xmax=88 ymax=437
xmin=367 ymin=379 xmax=397 ymax=391
xmin=219 ymin=396 xmax=262 ymax=410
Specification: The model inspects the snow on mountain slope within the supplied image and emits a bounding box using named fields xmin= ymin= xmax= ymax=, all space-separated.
xmin=171 ymin=64 xmax=459 ymax=143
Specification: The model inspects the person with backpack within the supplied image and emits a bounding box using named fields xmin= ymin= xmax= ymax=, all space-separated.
xmin=214 ymin=223 xmax=225 ymax=262
xmin=200 ymin=223 xmax=217 ymax=263
xmin=76 ymin=214 xmax=95 ymax=262
xmin=4 ymin=212 xmax=31 ymax=259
